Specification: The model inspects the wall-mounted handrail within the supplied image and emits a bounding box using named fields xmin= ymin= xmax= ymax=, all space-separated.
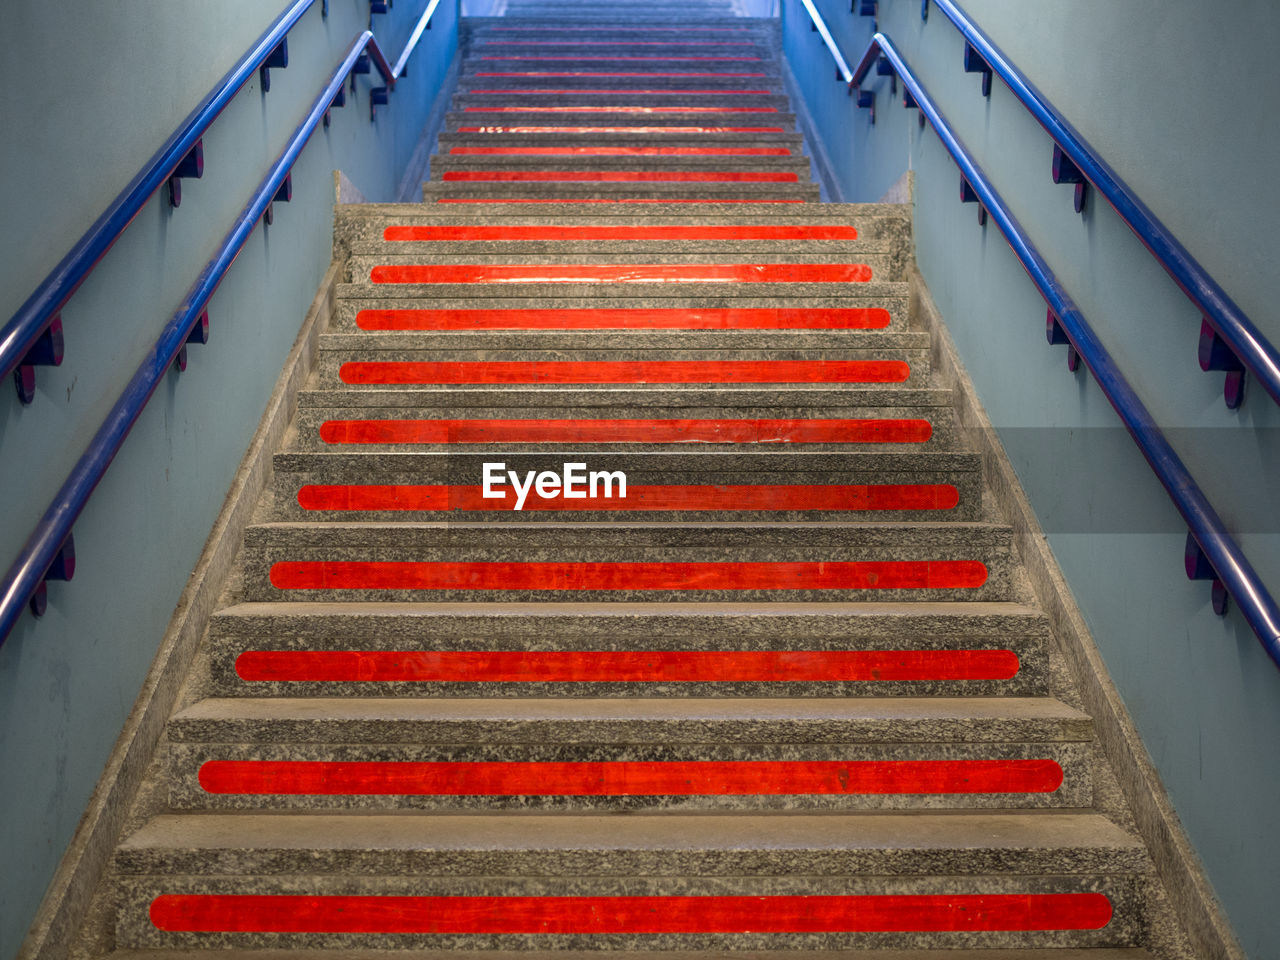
xmin=392 ymin=0 xmax=444 ymax=78
xmin=857 ymin=31 xmax=1280 ymax=669
xmin=797 ymin=0 xmax=854 ymax=83
xmin=890 ymin=0 xmax=1280 ymax=410
xmin=0 ymin=0 xmax=445 ymax=645
xmin=0 ymin=0 xmax=325 ymax=405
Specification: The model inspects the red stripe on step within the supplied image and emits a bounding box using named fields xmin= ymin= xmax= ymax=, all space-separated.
xmin=296 ymin=483 xmax=959 ymax=512
xmin=268 ymin=560 xmax=987 ymax=591
xmin=199 ymin=759 xmax=1063 ymax=796
xmin=382 ymin=225 xmax=854 ymax=240
xmin=468 ymin=89 xmax=774 ymax=95
xmin=463 ymin=105 xmax=778 ymax=112
xmin=479 ymin=56 xmax=766 ymax=61
xmin=450 ymin=146 xmax=790 ymax=155
xmin=481 ymin=41 xmax=760 ymax=46
xmin=338 ymin=360 xmax=909 ymax=384
xmin=235 ymin=648 xmax=1021 ymax=683
xmin=317 ymin=418 xmax=931 ymax=444
xmin=473 ymin=72 xmax=770 ymax=77
xmin=149 ymin=893 xmax=1113 ymax=933
xmin=440 ymin=171 xmax=798 ymax=182
xmin=369 ymin=263 xmax=870 ymax=283
xmin=456 ymin=125 xmax=786 ymax=132
xmin=436 ymin=197 xmax=806 ymax=203
xmin=354 ymin=307 xmax=889 ymax=330
xmin=487 ymin=26 xmax=752 ymax=31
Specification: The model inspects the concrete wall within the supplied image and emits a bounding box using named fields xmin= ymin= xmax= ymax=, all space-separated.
xmin=0 ymin=1 xmax=457 ymax=956
xmin=783 ymin=0 xmax=1280 ymax=955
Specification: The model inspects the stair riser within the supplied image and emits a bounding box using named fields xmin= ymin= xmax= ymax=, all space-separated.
xmin=116 ymin=877 xmax=1146 ymax=951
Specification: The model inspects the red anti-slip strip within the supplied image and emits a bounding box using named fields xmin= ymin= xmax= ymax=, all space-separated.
xmin=441 ymin=171 xmax=797 ymax=182
xmin=369 ymin=263 xmax=870 ymax=283
xmin=296 ymin=483 xmax=958 ymax=512
xmin=456 ymin=125 xmax=786 ymax=132
xmin=437 ymin=198 xmax=806 ymax=204
xmin=480 ymin=56 xmax=765 ymax=61
xmin=267 ymin=560 xmax=987 ymax=591
xmin=473 ymin=72 xmax=769 ymax=77
xmin=382 ymin=225 xmax=855 ymax=240
xmin=198 ymin=759 xmax=1063 ymax=796
xmin=450 ymin=146 xmax=790 ymax=156
xmin=354 ymin=307 xmax=889 ymax=330
xmin=150 ymin=893 xmax=1112 ymax=933
xmin=338 ymin=360 xmax=908 ymax=384
xmin=468 ymin=89 xmax=773 ymax=95
xmin=481 ymin=41 xmax=759 ymax=46
xmin=463 ymin=105 xmax=777 ymax=112
xmin=234 ymin=648 xmax=1020 ymax=683
xmin=317 ymin=418 xmax=931 ymax=444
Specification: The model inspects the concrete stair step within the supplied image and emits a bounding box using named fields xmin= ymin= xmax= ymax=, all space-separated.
xmin=99 ymin=949 xmax=1157 ymax=960
xmin=204 ymin=599 xmax=1052 ymax=698
xmin=430 ymin=156 xmax=813 ymax=175
xmin=450 ymin=94 xmax=791 ymax=109
xmin=346 ymin=238 xmax=893 ymax=256
xmin=114 ymin=812 xmax=1148 ymax=950
xmin=268 ymin=448 xmax=983 ymax=523
xmin=336 ymin=207 xmax=909 ymax=244
xmin=237 ymin=520 xmax=1018 ymax=603
xmin=286 ymin=405 xmax=962 ymax=457
xmin=454 ymin=80 xmax=787 ymax=93
xmin=345 ymin=253 xmax=903 ymax=284
xmin=309 ymin=349 xmax=932 ymax=392
xmin=444 ymin=112 xmax=796 ymax=129
xmin=335 ymin=274 xmax=899 ymax=299
xmin=336 ymin=200 xmax=908 ymax=220
xmin=316 ymin=331 xmax=923 ymax=352
xmin=164 ymin=696 xmax=1093 ymax=812
xmin=420 ymin=182 xmax=821 ymax=202
xmin=438 ymin=134 xmax=802 ymax=150
xmin=327 ymin=299 xmax=913 ymax=333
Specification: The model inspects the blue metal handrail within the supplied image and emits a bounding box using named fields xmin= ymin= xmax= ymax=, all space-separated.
xmin=392 ymin=0 xmax=444 ymax=78
xmin=861 ymin=0 xmax=1280 ymax=410
xmin=0 ymin=0 xmax=327 ymax=405
xmin=854 ymin=32 xmax=1280 ymax=668
xmin=797 ymin=0 xmax=854 ymax=83
xmin=0 ymin=2 xmax=445 ymax=644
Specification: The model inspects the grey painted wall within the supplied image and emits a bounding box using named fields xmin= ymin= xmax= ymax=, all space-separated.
xmin=785 ymin=0 xmax=1280 ymax=955
xmin=0 ymin=1 xmax=457 ymax=956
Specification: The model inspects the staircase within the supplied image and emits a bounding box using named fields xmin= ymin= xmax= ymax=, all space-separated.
xmin=97 ymin=2 xmax=1179 ymax=958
